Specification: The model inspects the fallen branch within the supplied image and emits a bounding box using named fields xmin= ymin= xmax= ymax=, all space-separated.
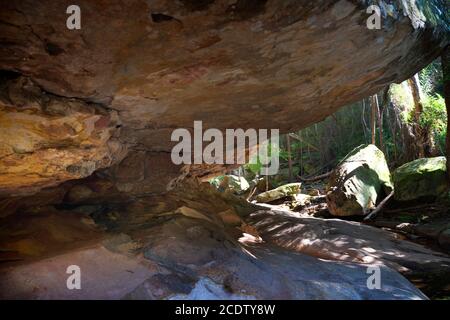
xmin=364 ymin=190 xmax=395 ymax=221
xmin=246 ymin=186 xmax=257 ymax=202
xmin=297 ymin=171 xmax=332 ymax=182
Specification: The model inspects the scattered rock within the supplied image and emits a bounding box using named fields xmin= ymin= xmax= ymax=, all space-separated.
xmin=255 ymin=183 xmax=302 ymax=203
xmin=292 ymin=193 xmax=312 ymax=207
xmin=0 ymin=187 xmax=435 ymax=300
xmin=210 ymin=175 xmax=250 ymax=194
xmin=0 ymin=0 xmax=448 ymax=301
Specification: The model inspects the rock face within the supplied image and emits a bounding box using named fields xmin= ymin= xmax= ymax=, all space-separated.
xmin=247 ymin=208 xmax=450 ymax=295
xmin=0 ymin=1 xmax=449 ymax=301
xmin=0 ymin=74 xmax=126 ymax=197
xmin=326 ymin=144 xmax=393 ymax=216
xmin=392 ymin=157 xmax=449 ymax=201
xmin=0 ymin=218 xmax=428 ymax=300
xmin=0 ymin=0 xmax=449 ymax=195
xmin=3 ymin=177 xmax=450 ymax=299
xmin=0 ymin=192 xmax=430 ymax=300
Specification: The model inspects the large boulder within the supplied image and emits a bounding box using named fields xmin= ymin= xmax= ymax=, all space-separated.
xmin=392 ymin=157 xmax=449 ymax=201
xmin=326 ymin=144 xmax=393 ymax=216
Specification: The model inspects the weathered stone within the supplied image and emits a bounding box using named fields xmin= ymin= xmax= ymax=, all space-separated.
xmin=247 ymin=208 xmax=450 ymax=293
xmin=414 ymin=221 xmax=449 ymax=239
xmin=255 ymin=183 xmax=301 ymax=203
xmin=0 ymin=211 xmax=429 ymax=299
xmin=210 ymin=175 xmax=250 ymax=194
xmin=392 ymin=157 xmax=449 ymax=201
xmin=0 ymin=76 xmax=126 ymax=197
xmin=292 ymin=193 xmax=313 ymax=207
xmin=327 ymin=144 xmax=393 ymax=216
xmin=1 ymin=178 xmax=444 ymax=300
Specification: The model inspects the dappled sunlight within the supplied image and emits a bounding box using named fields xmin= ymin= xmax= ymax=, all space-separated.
xmin=246 ymin=208 xmax=450 ymax=281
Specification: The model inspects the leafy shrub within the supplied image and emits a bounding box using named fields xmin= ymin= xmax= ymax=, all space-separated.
xmin=420 ymin=94 xmax=447 ymax=151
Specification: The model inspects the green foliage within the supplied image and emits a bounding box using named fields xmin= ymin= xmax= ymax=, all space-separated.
xmin=417 ymin=0 xmax=450 ymax=32
xmin=421 ymin=94 xmax=447 ymax=151
xmin=388 ymin=83 xmax=413 ymax=122
xmin=419 ymin=59 xmax=443 ymax=95
xmin=421 ymin=94 xmax=446 ymax=129
xmin=244 ymin=142 xmax=281 ymax=175
xmin=209 ymin=175 xmax=250 ymax=194
xmin=239 ymin=58 xmax=447 ymax=184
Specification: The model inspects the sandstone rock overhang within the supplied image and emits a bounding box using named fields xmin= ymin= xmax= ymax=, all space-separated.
xmin=0 ymin=0 xmax=449 ymax=196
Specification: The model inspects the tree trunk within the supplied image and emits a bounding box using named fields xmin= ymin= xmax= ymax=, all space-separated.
xmin=442 ymin=46 xmax=450 ymax=181
xmin=375 ymin=94 xmax=385 ymax=153
xmin=286 ymin=134 xmax=293 ymax=182
xmin=407 ymin=73 xmax=438 ymax=158
xmin=388 ymin=82 xmax=420 ymax=162
xmin=407 ymin=74 xmax=426 ymax=158
xmin=371 ymin=95 xmax=377 ymax=145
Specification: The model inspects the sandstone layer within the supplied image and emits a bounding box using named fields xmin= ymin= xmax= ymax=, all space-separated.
xmin=0 ymin=0 xmax=448 ymax=195
xmin=0 ymin=1 xmax=449 ymax=300
xmin=0 ymin=181 xmax=434 ymax=300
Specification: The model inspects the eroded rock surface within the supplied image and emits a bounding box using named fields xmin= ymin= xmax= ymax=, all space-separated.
xmin=2 ymin=181 xmax=449 ymax=299
xmin=0 ymin=202 xmax=429 ymax=300
xmin=0 ymin=0 xmax=449 ymax=300
xmin=392 ymin=157 xmax=449 ymax=201
xmin=246 ymin=207 xmax=450 ymax=295
xmin=0 ymin=74 xmax=126 ymax=197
